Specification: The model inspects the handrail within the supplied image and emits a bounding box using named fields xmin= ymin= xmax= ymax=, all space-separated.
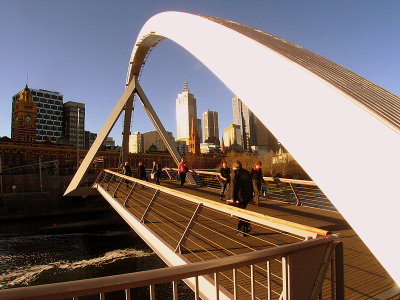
xmin=0 ymin=236 xmax=336 ymax=300
xmin=100 ymin=169 xmax=330 ymax=238
xmin=163 ymin=167 xmax=317 ymax=186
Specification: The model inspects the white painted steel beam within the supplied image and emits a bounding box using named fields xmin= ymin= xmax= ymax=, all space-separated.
xmin=64 ymin=79 xmax=136 ymax=196
xmin=126 ymin=12 xmax=400 ymax=284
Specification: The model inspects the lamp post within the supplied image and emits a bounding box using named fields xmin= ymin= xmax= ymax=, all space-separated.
xmin=77 ymin=107 xmax=80 ymax=169
xmin=0 ymin=156 xmax=3 ymax=195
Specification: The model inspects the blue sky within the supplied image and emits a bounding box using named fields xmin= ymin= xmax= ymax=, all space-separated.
xmin=1 ymin=0 xmax=399 ymax=145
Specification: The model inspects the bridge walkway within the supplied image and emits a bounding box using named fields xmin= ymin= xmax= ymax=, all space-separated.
xmin=156 ymin=181 xmax=396 ymax=299
xmin=99 ymin=179 xmax=311 ymax=299
xmin=97 ymin=170 xmax=396 ymax=299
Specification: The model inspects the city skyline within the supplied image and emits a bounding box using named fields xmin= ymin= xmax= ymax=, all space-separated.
xmin=1 ymin=1 xmax=399 ymax=147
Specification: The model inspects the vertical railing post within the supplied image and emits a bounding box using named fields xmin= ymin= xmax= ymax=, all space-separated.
xmin=214 ymin=272 xmax=220 ymax=300
xmin=334 ymin=241 xmax=344 ymax=300
xmin=125 ymin=288 xmax=131 ymax=300
xmin=251 ymin=264 xmax=256 ymax=300
xmin=172 ymin=280 xmax=178 ymax=300
xmin=281 ymin=256 xmax=289 ymax=300
xmin=149 ymin=284 xmax=155 ymax=300
xmin=267 ymin=261 xmax=271 ymax=300
xmin=194 ymin=276 xmax=199 ymax=300
xmin=233 ymin=268 xmax=238 ymax=300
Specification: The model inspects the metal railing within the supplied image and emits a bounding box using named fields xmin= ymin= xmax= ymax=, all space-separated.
xmin=163 ymin=168 xmax=338 ymax=212
xmin=94 ymin=170 xmax=337 ymax=299
xmin=0 ymin=233 xmax=343 ymax=300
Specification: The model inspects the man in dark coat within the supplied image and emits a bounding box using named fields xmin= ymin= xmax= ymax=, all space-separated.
xmin=226 ymin=160 xmax=253 ymax=236
xmin=137 ymin=161 xmax=148 ymax=181
xmin=122 ymin=161 xmax=132 ymax=188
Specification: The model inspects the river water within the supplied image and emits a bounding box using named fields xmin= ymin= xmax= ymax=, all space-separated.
xmin=0 ymin=211 xmax=192 ymax=299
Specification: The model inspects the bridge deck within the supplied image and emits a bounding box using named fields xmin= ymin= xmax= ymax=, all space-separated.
xmin=100 ymin=179 xmax=396 ymax=299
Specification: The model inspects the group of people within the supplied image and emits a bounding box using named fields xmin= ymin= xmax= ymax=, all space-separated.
xmin=122 ymin=160 xmax=163 ymax=185
xmin=219 ymin=160 xmax=267 ymax=237
xmin=122 ymin=158 xmax=265 ymax=237
xmin=122 ymin=157 xmax=190 ymax=187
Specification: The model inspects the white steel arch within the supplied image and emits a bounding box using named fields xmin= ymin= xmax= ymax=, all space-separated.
xmin=126 ymin=11 xmax=400 ymax=285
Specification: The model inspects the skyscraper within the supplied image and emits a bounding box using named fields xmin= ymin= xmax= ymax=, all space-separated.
xmin=176 ymin=80 xmax=197 ymax=145
xmin=232 ymin=97 xmax=278 ymax=152
xmin=12 ymin=86 xmax=64 ymax=142
xmin=63 ymin=101 xmax=85 ymax=149
xmin=202 ymin=110 xmax=219 ymax=145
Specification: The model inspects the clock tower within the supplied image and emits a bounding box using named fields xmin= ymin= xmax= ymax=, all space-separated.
xmin=11 ymin=85 xmax=37 ymax=142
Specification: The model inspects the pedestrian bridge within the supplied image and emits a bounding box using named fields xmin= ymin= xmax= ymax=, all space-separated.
xmin=1 ymin=10 xmax=399 ymax=300
xmin=2 ymin=169 xmax=345 ymax=299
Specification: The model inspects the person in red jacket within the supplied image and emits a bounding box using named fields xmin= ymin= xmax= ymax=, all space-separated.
xmin=177 ymin=157 xmax=189 ymax=187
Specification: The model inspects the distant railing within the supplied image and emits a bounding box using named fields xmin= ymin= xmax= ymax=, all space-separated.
xmin=163 ymin=168 xmax=338 ymax=212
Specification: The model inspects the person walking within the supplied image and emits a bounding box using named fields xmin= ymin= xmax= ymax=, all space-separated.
xmin=138 ymin=161 xmax=148 ymax=182
xmin=250 ymin=161 xmax=265 ymax=206
xmin=218 ymin=161 xmax=230 ymax=200
xmin=177 ymin=158 xmax=188 ymax=187
xmin=151 ymin=160 xmax=162 ymax=185
xmin=122 ymin=161 xmax=132 ymax=188
xmin=226 ymin=160 xmax=253 ymax=236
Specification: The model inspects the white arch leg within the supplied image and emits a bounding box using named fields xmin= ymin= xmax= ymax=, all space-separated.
xmin=64 ymin=79 xmax=136 ymax=196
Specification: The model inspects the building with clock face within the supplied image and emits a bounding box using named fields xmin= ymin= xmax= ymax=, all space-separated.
xmin=12 ymin=85 xmax=64 ymax=142
xmin=11 ymin=85 xmax=37 ymax=142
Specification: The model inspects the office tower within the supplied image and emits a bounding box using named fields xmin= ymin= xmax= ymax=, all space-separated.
xmin=232 ymin=97 xmax=256 ymax=150
xmin=12 ymin=87 xmax=64 ymax=142
xmin=176 ymin=80 xmax=197 ymax=145
xmin=196 ymin=118 xmax=202 ymax=143
xmin=11 ymin=85 xmax=37 ymax=142
xmin=129 ymin=132 xmax=143 ymax=153
xmin=202 ymin=110 xmax=219 ymax=145
xmin=64 ymin=101 xmax=85 ymax=149
xmin=232 ymin=97 xmax=278 ymax=152
xmin=84 ymin=131 xmax=97 ymax=150
xmin=189 ymin=118 xmax=200 ymax=154
xmin=223 ymin=124 xmax=241 ymax=147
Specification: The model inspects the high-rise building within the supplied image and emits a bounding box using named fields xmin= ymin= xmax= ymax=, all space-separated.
xmin=189 ymin=117 xmax=200 ymax=154
xmin=202 ymin=110 xmax=219 ymax=145
xmin=11 ymin=85 xmax=37 ymax=142
xmin=84 ymin=131 xmax=97 ymax=150
xmin=63 ymin=101 xmax=85 ymax=149
xmin=129 ymin=132 xmax=143 ymax=153
xmin=176 ymin=80 xmax=197 ymax=145
xmin=232 ymin=97 xmax=256 ymax=150
xmin=232 ymin=97 xmax=278 ymax=152
xmin=223 ymin=124 xmax=241 ymax=147
xmin=12 ymin=87 xmax=64 ymax=142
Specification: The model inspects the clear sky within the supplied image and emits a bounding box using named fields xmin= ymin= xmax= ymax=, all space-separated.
xmin=1 ymin=0 xmax=399 ymax=145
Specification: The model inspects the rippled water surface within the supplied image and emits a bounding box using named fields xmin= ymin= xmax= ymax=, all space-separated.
xmin=0 ymin=213 xmax=192 ymax=299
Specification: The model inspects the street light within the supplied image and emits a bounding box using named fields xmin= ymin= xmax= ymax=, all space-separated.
xmin=77 ymin=107 xmax=80 ymax=169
